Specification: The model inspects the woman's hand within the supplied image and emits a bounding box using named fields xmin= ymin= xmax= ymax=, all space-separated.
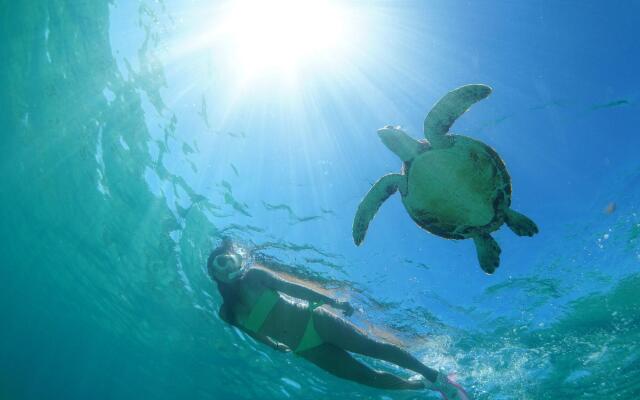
xmin=276 ymin=342 xmax=292 ymax=353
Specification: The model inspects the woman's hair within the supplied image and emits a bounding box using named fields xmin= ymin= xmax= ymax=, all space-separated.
xmin=207 ymin=238 xmax=241 ymax=322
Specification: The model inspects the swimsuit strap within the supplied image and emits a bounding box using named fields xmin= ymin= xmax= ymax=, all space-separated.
xmin=242 ymin=289 xmax=280 ymax=333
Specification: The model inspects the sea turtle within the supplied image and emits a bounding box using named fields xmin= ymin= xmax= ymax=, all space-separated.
xmin=352 ymin=84 xmax=538 ymax=274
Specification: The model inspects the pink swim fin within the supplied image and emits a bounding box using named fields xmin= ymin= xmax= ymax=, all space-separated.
xmin=430 ymin=372 xmax=472 ymax=400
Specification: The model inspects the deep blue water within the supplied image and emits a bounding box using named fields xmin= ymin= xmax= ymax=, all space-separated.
xmin=1 ymin=1 xmax=639 ymax=399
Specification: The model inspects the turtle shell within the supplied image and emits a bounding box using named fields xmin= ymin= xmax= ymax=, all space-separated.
xmin=401 ymin=135 xmax=511 ymax=239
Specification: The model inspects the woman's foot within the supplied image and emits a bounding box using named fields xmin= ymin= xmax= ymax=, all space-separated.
xmin=411 ymin=372 xmax=471 ymax=400
xmin=430 ymin=372 xmax=471 ymax=400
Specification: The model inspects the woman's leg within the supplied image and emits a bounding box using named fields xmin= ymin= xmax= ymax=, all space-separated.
xmin=313 ymin=309 xmax=439 ymax=382
xmin=298 ymin=343 xmax=423 ymax=390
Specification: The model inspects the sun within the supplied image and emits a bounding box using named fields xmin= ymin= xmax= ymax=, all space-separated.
xmin=218 ymin=0 xmax=350 ymax=80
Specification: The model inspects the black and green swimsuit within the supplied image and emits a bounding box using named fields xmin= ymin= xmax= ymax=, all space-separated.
xmin=239 ymin=289 xmax=324 ymax=353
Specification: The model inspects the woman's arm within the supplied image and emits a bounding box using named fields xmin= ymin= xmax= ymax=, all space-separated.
xmin=245 ymin=267 xmax=353 ymax=315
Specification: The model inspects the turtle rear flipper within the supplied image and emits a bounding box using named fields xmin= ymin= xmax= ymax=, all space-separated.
xmin=353 ymin=174 xmax=405 ymax=245
xmin=473 ymin=234 xmax=501 ymax=274
xmin=505 ymin=208 xmax=538 ymax=237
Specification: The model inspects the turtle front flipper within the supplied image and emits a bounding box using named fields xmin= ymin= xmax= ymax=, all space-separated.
xmin=505 ymin=208 xmax=539 ymax=237
xmin=377 ymin=126 xmax=427 ymax=161
xmin=473 ymin=234 xmax=501 ymax=274
xmin=353 ymin=173 xmax=405 ymax=245
xmin=424 ymin=84 xmax=492 ymax=148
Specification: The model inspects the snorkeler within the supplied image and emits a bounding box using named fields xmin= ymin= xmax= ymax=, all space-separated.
xmin=207 ymin=239 xmax=470 ymax=399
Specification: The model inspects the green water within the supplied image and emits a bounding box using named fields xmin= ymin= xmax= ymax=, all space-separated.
xmin=1 ymin=2 xmax=219 ymax=398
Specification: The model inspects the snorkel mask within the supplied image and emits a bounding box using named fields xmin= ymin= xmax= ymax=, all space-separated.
xmin=208 ymin=241 xmax=247 ymax=283
xmin=213 ymin=253 xmax=244 ymax=282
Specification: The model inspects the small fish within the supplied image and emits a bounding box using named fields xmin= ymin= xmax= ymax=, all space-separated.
xmin=292 ymin=215 xmax=322 ymax=224
xmin=477 ymin=113 xmax=516 ymax=130
xmin=262 ymin=201 xmax=295 ymax=216
xmin=182 ymin=142 xmax=194 ymax=154
xmin=226 ymin=131 xmax=246 ymax=138
xmin=604 ymin=202 xmax=616 ymax=215
xmin=591 ymin=100 xmax=630 ymax=111
xmin=528 ymin=100 xmax=568 ymax=111
xmin=262 ymin=201 xmax=322 ymax=223
xmin=224 ymin=192 xmax=251 ymax=217
xmin=199 ymin=95 xmax=212 ymax=130
xmin=220 ymin=180 xmax=233 ymax=192
xmin=220 ymin=224 xmax=265 ymax=233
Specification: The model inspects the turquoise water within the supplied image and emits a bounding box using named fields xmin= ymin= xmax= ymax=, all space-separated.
xmin=1 ymin=1 xmax=639 ymax=399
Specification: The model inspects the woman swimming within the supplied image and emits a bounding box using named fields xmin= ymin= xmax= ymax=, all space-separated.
xmin=208 ymin=239 xmax=470 ymax=399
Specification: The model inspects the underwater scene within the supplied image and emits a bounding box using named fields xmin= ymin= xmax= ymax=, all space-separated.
xmin=1 ymin=1 xmax=639 ymax=399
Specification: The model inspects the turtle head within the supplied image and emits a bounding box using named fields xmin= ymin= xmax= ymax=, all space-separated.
xmin=377 ymin=126 xmax=429 ymax=162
